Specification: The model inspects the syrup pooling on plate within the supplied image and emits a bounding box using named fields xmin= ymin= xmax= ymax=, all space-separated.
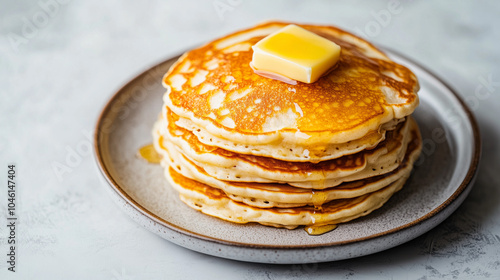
xmin=305 ymin=224 xmax=338 ymax=236
xmin=138 ymin=143 xmax=162 ymax=164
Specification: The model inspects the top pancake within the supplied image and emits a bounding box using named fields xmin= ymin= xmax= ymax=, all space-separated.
xmin=163 ymin=21 xmax=419 ymax=145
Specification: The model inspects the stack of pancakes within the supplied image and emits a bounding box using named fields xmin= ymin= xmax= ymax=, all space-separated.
xmin=153 ymin=22 xmax=422 ymax=230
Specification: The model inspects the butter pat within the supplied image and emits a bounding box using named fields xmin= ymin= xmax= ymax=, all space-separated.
xmin=251 ymin=24 xmax=341 ymax=84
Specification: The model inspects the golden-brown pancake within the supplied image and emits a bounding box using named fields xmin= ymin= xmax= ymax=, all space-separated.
xmin=162 ymin=21 xmax=419 ymax=152
xmin=167 ymin=167 xmax=410 ymax=229
xmin=154 ymin=114 xmax=412 ymax=187
xmin=171 ymin=109 xmax=403 ymax=162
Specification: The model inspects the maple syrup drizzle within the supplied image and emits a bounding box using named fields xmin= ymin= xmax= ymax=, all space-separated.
xmin=137 ymin=143 xmax=162 ymax=164
xmin=311 ymin=189 xmax=328 ymax=211
xmin=306 ymin=180 xmax=338 ymax=236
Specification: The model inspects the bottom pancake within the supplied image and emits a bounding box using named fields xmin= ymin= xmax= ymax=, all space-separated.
xmin=166 ymin=167 xmax=409 ymax=229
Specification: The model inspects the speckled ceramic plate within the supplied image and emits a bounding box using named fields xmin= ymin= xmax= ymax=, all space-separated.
xmin=94 ymin=49 xmax=480 ymax=264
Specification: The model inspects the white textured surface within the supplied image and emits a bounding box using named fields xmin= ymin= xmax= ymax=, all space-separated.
xmin=1 ymin=0 xmax=499 ymax=279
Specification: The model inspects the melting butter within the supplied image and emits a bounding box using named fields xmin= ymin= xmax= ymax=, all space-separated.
xmin=251 ymin=24 xmax=341 ymax=84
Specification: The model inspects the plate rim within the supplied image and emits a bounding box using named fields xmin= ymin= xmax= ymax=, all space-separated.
xmin=93 ymin=48 xmax=481 ymax=250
